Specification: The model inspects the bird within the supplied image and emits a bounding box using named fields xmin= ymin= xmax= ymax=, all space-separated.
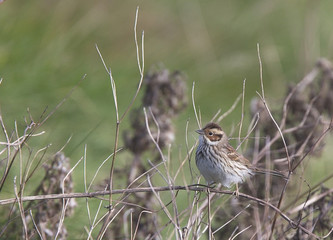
xmin=195 ymin=122 xmax=285 ymax=196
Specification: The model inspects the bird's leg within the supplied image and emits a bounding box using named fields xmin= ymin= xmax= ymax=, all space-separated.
xmin=205 ymin=182 xmax=214 ymax=194
xmin=208 ymin=182 xmax=216 ymax=188
xmin=233 ymin=183 xmax=240 ymax=198
xmin=206 ymin=186 xmax=211 ymax=194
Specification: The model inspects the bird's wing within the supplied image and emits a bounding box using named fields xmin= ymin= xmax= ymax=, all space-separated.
xmin=225 ymin=144 xmax=252 ymax=167
xmin=225 ymin=145 xmax=287 ymax=179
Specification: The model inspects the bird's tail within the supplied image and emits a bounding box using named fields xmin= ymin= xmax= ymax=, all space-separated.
xmin=252 ymin=168 xmax=288 ymax=180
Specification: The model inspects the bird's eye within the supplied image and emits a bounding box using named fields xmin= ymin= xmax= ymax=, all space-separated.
xmin=208 ymin=132 xmax=213 ymax=136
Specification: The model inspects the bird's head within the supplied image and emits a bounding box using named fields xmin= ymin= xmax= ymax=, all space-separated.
xmin=196 ymin=122 xmax=228 ymax=146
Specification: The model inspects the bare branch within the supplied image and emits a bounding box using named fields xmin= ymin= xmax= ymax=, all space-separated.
xmin=0 ymin=185 xmax=323 ymax=238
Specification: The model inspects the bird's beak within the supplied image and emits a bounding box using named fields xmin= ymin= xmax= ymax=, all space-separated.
xmin=195 ymin=129 xmax=204 ymax=135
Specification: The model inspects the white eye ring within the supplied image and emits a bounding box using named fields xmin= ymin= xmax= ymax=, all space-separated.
xmin=208 ymin=132 xmax=213 ymax=136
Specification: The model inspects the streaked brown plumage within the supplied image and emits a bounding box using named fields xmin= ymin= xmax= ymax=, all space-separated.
xmin=195 ymin=122 xmax=285 ymax=193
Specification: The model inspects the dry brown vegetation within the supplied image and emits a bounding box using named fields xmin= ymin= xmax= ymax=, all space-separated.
xmin=1 ymin=9 xmax=333 ymax=240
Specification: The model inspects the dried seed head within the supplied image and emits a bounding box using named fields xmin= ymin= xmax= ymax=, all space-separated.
xmin=124 ymin=67 xmax=187 ymax=155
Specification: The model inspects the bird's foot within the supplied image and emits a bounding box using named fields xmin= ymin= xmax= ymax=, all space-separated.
xmin=232 ymin=183 xmax=240 ymax=198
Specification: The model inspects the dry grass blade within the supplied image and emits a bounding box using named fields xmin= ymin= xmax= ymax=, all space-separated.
xmin=120 ymin=6 xmax=145 ymax=122
xmin=217 ymin=94 xmax=242 ymax=123
xmin=146 ymin=176 xmax=178 ymax=232
xmin=192 ymin=81 xmax=202 ymax=128
xmin=0 ymin=114 xmax=11 ymax=179
xmin=238 ymin=78 xmax=246 ymax=147
xmin=143 ymin=108 xmax=165 ymax=162
xmin=95 ymin=8 xmax=146 ymax=238
xmin=29 ymin=210 xmax=42 ymax=239
xmin=213 ymin=204 xmax=251 ymax=235
xmin=13 ymin=176 xmax=28 ymax=239
xmin=290 ymin=188 xmax=333 ymax=214
xmin=230 ymin=225 xmax=252 ymax=240
xmin=98 ymin=206 xmax=126 ymax=240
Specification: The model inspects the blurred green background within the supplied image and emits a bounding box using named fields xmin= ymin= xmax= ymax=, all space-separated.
xmin=1 ymin=0 xmax=333 ymax=238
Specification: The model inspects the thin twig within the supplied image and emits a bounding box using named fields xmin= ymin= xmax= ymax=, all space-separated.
xmin=0 ymin=114 xmax=11 ymax=183
xmin=291 ymin=118 xmax=332 ymax=171
xmin=1 ymin=185 xmax=322 ymax=238
xmin=120 ymin=6 xmax=145 ymax=122
xmin=235 ymin=113 xmax=259 ymax=151
xmin=217 ymin=94 xmax=242 ymax=123
xmin=185 ymin=119 xmax=195 ymax=184
xmin=256 ymin=44 xmax=291 ymax=239
xmin=238 ymin=78 xmax=246 ymax=147
xmin=95 ymin=8 xmax=145 ymax=237
xmin=207 ymin=189 xmax=212 ymax=240
xmin=192 ymin=82 xmax=201 ymax=128
xmin=289 ymin=188 xmax=333 ymax=214
xmin=87 ymin=186 xmax=108 ymax=239
xmin=13 ymin=176 xmax=28 ymax=239
xmin=98 ymin=206 xmax=126 ymax=240
xmin=257 ymin=44 xmax=264 ymax=100
xmin=87 ymin=148 xmax=122 ymax=192
xmin=29 ymin=210 xmax=42 ymax=239
xmin=213 ymin=204 xmax=251 ymax=234
xmin=210 ymin=109 xmax=221 ymax=122
xmin=147 ymin=176 xmax=178 ymax=231
xmin=283 ymin=171 xmax=333 ymax=212
xmin=231 ymin=225 xmax=252 ymax=240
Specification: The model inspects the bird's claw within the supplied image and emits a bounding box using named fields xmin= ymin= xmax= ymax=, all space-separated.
xmin=233 ymin=183 xmax=240 ymax=198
